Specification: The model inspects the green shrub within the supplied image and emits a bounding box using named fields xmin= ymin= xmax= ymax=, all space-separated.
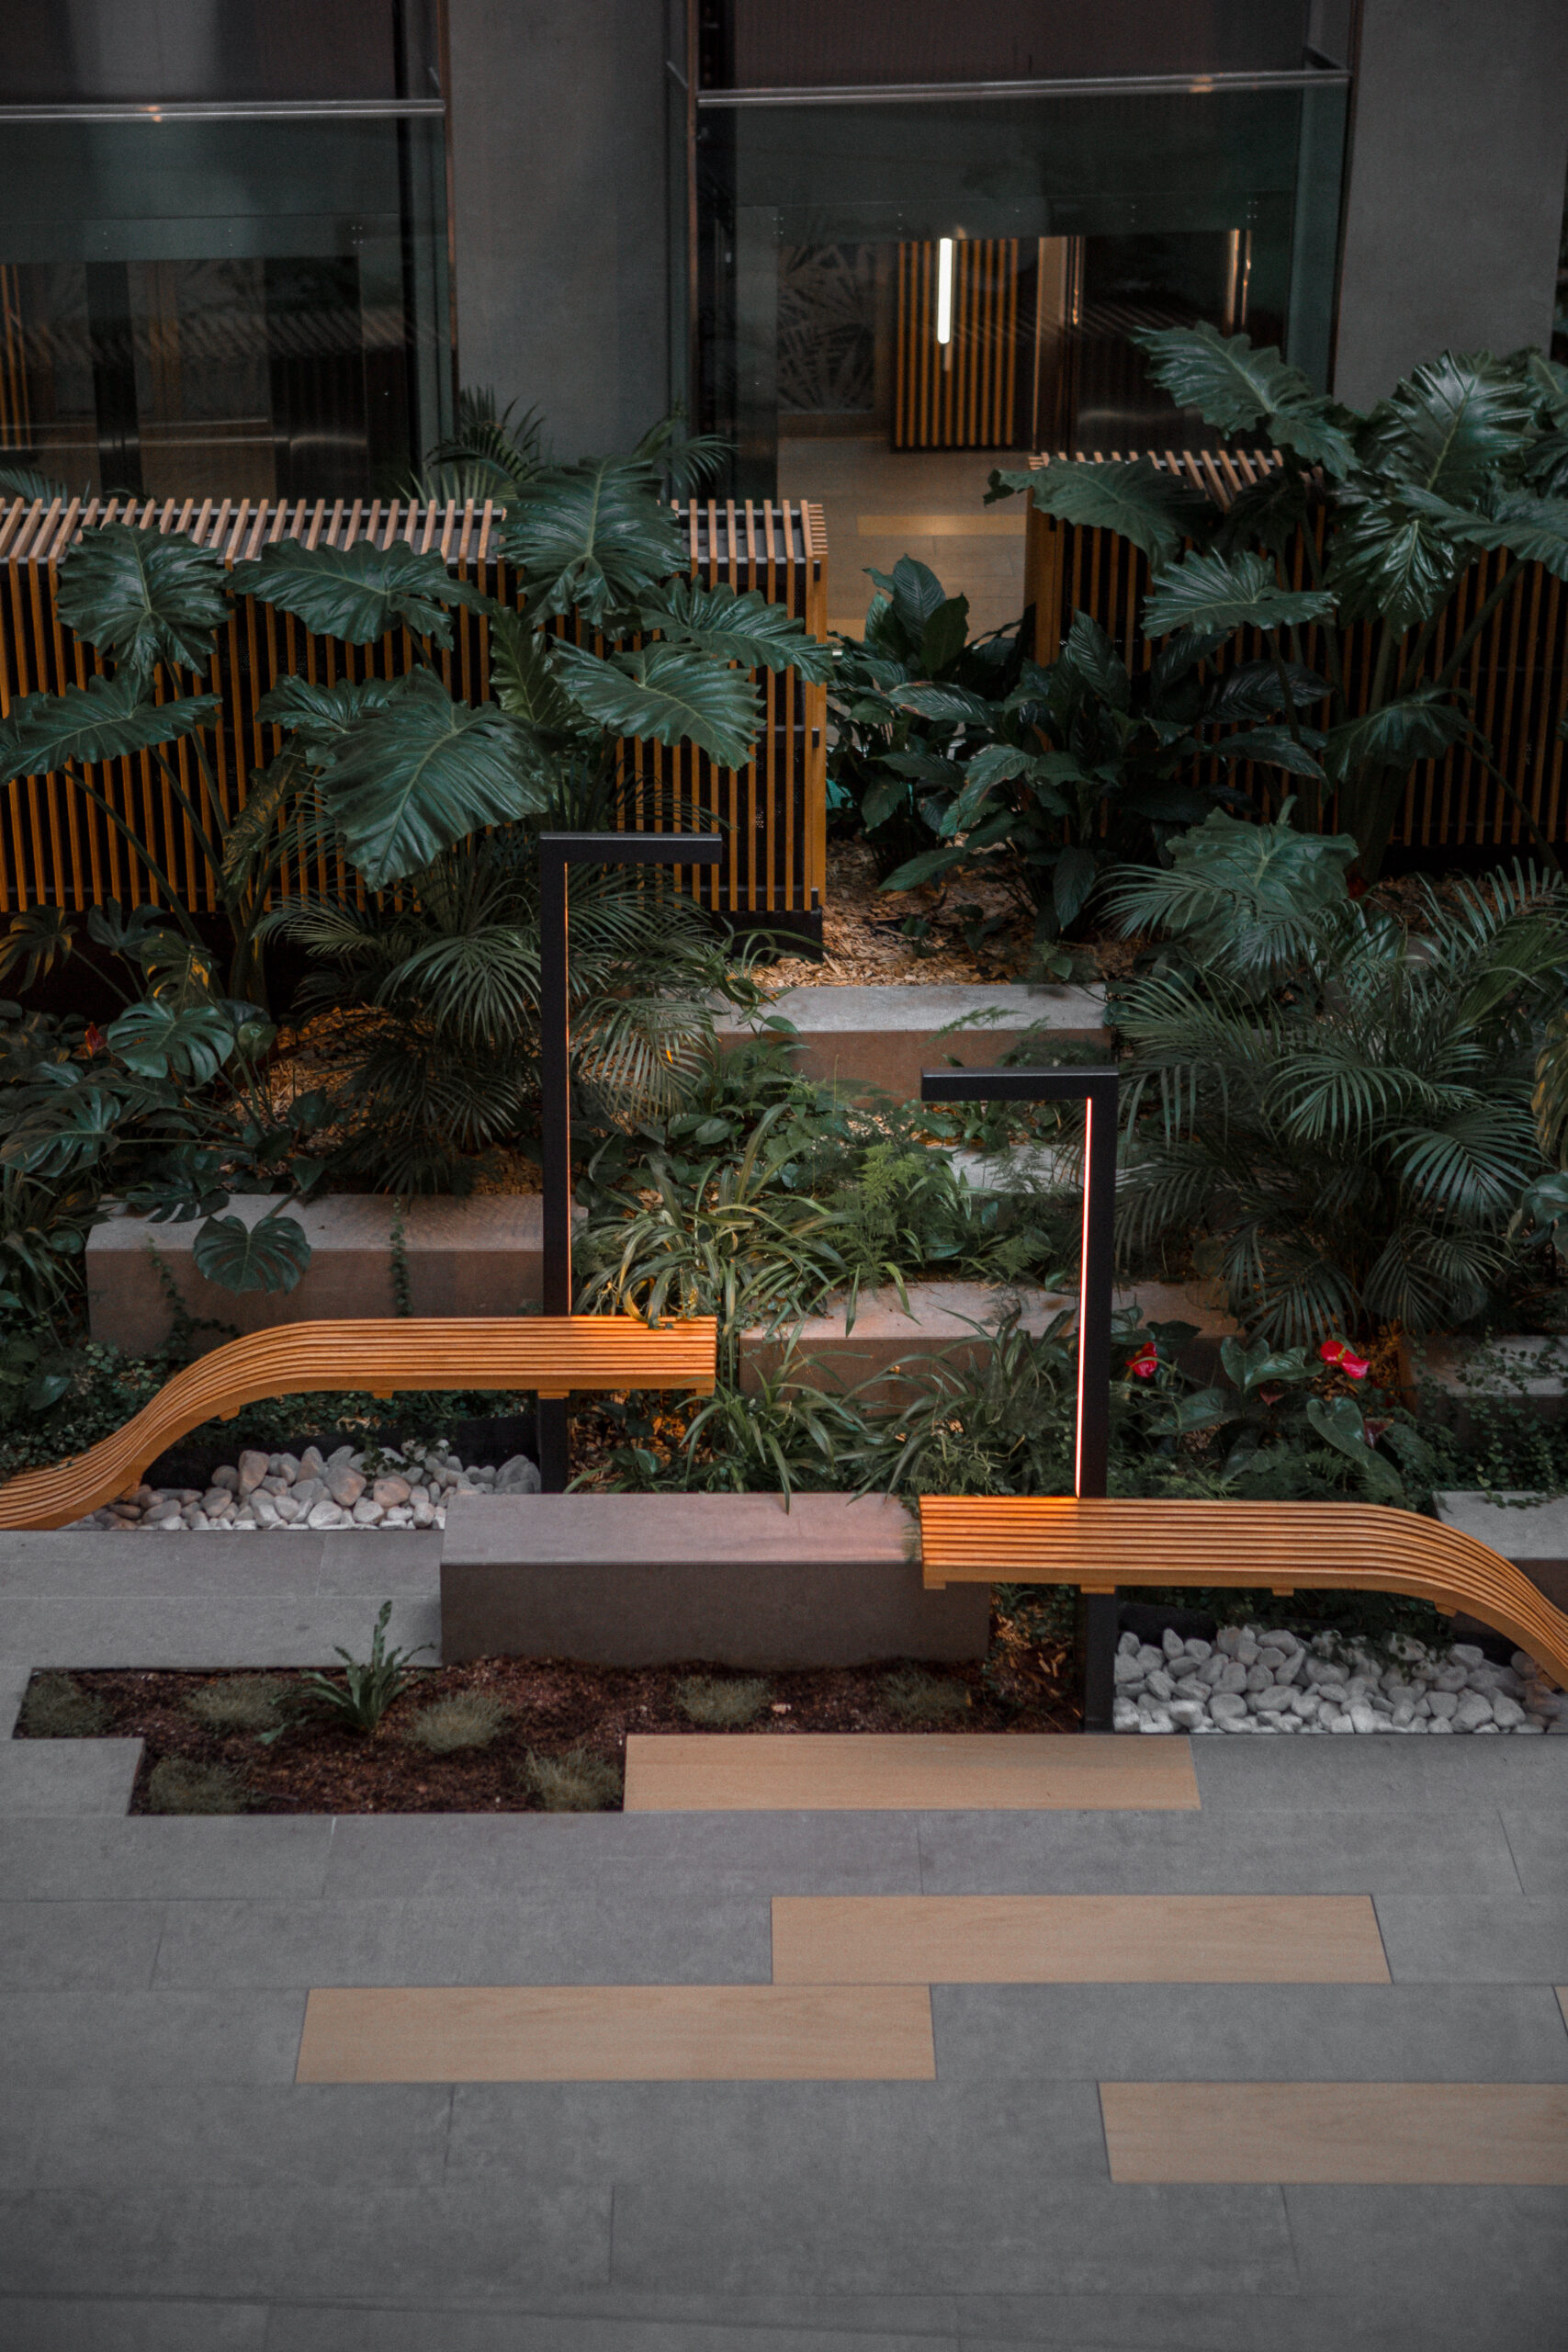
xmin=144 ymin=1757 xmax=249 ymax=1814
xmin=184 ymin=1676 xmax=288 ymax=1734
xmin=521 ymin=1747 xmax=622 ymax=1811
xmin=19 ymin=1672 xmax=108 ymax=1737
xmin=403 ymin=1691 xmax=510 ymax=1753
xmin=675 ymin=1675 xmax=770 ymax=1727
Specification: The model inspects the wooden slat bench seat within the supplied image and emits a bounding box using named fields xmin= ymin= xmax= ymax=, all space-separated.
xmin=918 ymin=1496 xmax=1568 ymax=1690
xmin=0 ymin=1316 xmax=716 ymax=1531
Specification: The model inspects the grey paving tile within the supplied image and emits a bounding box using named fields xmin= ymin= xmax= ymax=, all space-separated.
xmin=0 ymin=1738 xmax=141 ymax=1815
xmin=324 ymin=1812 xmax=925 ymax=1901
xmin=1500 ymin=1806 xmax=1568 ymax=1895
xmin=0 ymin=1989 xmax=308 ymax=2086
xmin=153 ymin=1892 xmax=770 ymax=1988
xmin=1374 ymin=1893 xmax=1568 ymax=1982
xmin=0 ymin=1900 xmax=164 ymax=1990
xmin=1191 ymin=1735 xmax=1568 ymax=1812
xmin=914 ymin=1806 xmax=1523 ymax=1897
xmin=0 ymin=1595 xmax=439 ymax=1668
xmin=0 ymin=1667 xmax=28 ymax=1737
xmin=0 ymin=1816 xmax=332 ymax=1899
xmin=953 ymin=2287 xmax=1558 ymax=2349
xmin=0 ymin=1532 xmax=327 ymax=1594
xmin=0 ymin=2178 xmax=612 ymax=2301
xmin=931 ymin=1981 xmax=1568 ymax=2082
xmin=265 ymin=2310 xmax=957 ymax=2352
xmin=0 ymin=2298 xmax=268 ymax=2351
xmin=1284 ymin=2184 xmax=1568 ymax=2301
xmin=33 ymin=2082 xmax=453 ymax=2195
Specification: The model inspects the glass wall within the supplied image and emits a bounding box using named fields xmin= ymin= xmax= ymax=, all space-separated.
xmin=0 ymin=2 xmax=451 ymax=503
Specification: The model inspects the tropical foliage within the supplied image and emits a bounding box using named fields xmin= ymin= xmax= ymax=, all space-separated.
xmin=989 ymin=331 xmax=1568 ymax=876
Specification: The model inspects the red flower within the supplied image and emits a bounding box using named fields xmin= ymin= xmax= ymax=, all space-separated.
xmin=1319 ymin=1339 xmax=1371 ymax=1379
xmin=1127 ymin=1341 xmax=1159 ymax=1381
xmin=84 ymin=1022 xmax=105 ymax=1057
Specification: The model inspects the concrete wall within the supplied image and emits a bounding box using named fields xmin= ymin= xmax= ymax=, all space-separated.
xmin=445 ymin=0 xmax=671 ymax=454
xmin=1335 ymin=0 xmax=1568 ymax=405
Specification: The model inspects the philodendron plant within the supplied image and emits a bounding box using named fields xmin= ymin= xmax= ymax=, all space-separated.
xmin=989 ymin=330 xmax=1568 ymax=877
xmin=0 ymin=437 xmax=834 ymax=1289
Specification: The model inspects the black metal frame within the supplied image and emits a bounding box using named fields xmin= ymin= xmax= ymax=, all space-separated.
xmin=536 ymin=831 xmax=724 ymax=1491
xmin=920 ymin=1064 xmax=1121 ymax=1729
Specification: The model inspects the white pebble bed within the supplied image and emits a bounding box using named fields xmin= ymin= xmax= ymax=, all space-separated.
xmin=1113 ymin=1622 xmax=1567 ymax=1736
xmin=70 ymin=1440 xmax=540 ymax=1533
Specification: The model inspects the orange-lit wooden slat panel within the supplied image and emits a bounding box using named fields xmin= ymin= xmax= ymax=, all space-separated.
xmin=0 ymin=497 xmax=829 ymax=920
xmin=893 ymin=239 xmax=1021 ymax=452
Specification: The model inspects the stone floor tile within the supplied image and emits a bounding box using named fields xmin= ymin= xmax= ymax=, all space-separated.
xmin=264 ymin=2312 xmax=956 ymax=2352
xmin=0 ymin=2298 xmax=268 ymax=2351
xmin=0 ymin=1899 xmax=165 ymax=1990
xmin=1500 ymin=1806 xmax=1568 ymax=1895
xmin=1282 ymin=2182 xmax=1568 ymax=2301
xmin=0 ymin=1989 xmax=308 ymax=2085
xmin=1191 ymin=1736 xmax=1568 ymax=1812
xmin=914 ymin=1806 xmax=1524 ymax=1898
xmin=0 ymin=1534 xmax=329 ymax=1595
xmin=323 ymin=1813 xmax=925 ymax=1901
xmin=152 ymin=1893 xmax=772 ymax=1989
xmin=1374 ymin=1893 xmax=1568 ymax=1981
xmin=32 ymin=2082 xmax=454 ymax=2195
xmin=0 ymin=1738 xmax=141 ymax=1815
xmin=0 ymin=1816 xmax=333 ymax=1899
xmin=931 ymin=1981 xmax=1568 ymax=2082
xmin=951 ymin=2287 xmax=1557 ymax=2350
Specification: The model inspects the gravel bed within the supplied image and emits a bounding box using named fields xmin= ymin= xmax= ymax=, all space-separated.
xmin=1113 ymin=1621 xmax=1567 ymax=1736
xmin=70 ymin=1439 xmax=540 ymax=1533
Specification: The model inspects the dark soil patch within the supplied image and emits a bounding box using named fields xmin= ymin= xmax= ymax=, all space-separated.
xmin=15 ymin=1611 xmax=1078 ymax=1815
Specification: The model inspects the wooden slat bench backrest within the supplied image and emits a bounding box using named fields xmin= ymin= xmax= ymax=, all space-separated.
xmin=918 ymin=1494 xmax=1568 ymax=1690
xmin=0 ymin=1315 xmax=716 ymax=1530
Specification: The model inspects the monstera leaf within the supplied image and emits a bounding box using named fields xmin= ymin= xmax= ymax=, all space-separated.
xmin=106 ymin=1001 xmax=240 ymax=1083
xmin=644 ymin=576 xmax=837 ymax=682
xmin=552 ymin=639 xmax=757 ymax=767
xmin=499 ymin=456 xmax=683 ymax=626
xmin=0 ymin=675 xmax=220 ymax=785
xmin=55 ymin=523 xmax=229 ymax=677
xmin=1142 ymin=549 xmax=1335 ymax=638
xmin=231 ymin=539 xmax=491 ymax=649
xmin=988 ymin=456 xmax=1214 ymax=569
xmin=316 ymin=670 xmax=549 ymax=888
xmin=192 ymin=1211 xmax=311 ymax=1294
xmin=1134 ymin=324 xmax=1357 ymax=474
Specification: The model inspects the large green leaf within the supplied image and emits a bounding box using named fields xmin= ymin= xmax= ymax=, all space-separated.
xmin=988 ymin=458 xmax=1213 ymax=569
xmin=1214 ymin=726 xmax=1326 ymax=779
xmin=253 ymin=674 xmax=414 ymax=752
xmin=320 ymin=671 xmax=550 ymax=888
xmin=487 ymin=608 xmax=582 ymax=732
xmin=552 ymin=639 xmax=757 ymax=767
xmin=0 ymin=463 xmax=75 ymax=504
xmin=1402 ymin=485 xmax=1568 ymax=582
xmin=498 ymin=457 xmax=682 ymax=626
xmin=891 ymin=683 xmax=996 ymax=727
xmin=0 ymin=675 xmax=220 ymax=784
xmin=231 ymin=539 xmax=491 ymax=649
xmin=192 ymin=1211 xmax=311 ymax=1295
xmin=1134 ymin=324 xmax=1357 ymax=473
xmin=1366 ymin=354 xmax=1538 ymax=502
xmin=644 ymin=577 xmax=838 ymax=683
xmin=106 ymin=1001 xmax=238 ymax=1083
xmin=1142 ymin=549 xmax=1334 ymax=637
xmin=867 ymin=556 xmax=950 ymax=641
xmin=1059 ymin=611 xmax=1130 ymax=710
xmin=1321 ymin=693 xmax=1469 ymax=781
xmin=55 ymin=523 xmax=228 ymax=677
xmin=1324 ymin=497 xmax=1460 ymax=633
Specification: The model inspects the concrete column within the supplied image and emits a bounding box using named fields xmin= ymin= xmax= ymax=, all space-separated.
xmin=1334 ymin=0 xmax=1568 ymax=406
xmin=444 ymin=0 xmax=671 ymax=455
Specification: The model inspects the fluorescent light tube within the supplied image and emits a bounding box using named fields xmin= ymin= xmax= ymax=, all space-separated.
xmin=936 ymin=237 xmax=953 ymax=344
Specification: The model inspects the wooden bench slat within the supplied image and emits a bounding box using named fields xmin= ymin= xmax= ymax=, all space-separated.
xmin=0 ymin=1317 xmax=716 ymax=1530
xmin=918 ymin=1496 xmax=1568 ymax=1690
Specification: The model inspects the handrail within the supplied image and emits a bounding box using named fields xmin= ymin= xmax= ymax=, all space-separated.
xmin=0 ymin=1316 xmax=716 ymax=1530
xmin=918 ymin=1495 xmax=1568 ymax=1689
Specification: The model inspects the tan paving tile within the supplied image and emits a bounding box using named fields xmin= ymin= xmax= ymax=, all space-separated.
xmin=1101 ymin=2081 xmax=1568 ymax=2182
xmin=771 ymin=1895 xmax=1391 ymax=1984
xmin=622 ymin=1733 xmax=1199 ymax=1813
xmin=295 ymin=1984 xmax=936 ymax=2082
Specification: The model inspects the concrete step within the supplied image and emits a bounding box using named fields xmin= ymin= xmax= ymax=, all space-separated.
xmin=1435 ymin=1490 xmax=1568 ymax=1613
xmin=718 ymin=981 xmax=1110 ymax=1102
xmin=1410 ymin=1336 xmax=1567 ymax=1443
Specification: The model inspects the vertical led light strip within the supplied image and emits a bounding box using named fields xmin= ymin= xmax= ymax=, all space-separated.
xmin=935 ymin=237 xmax=954 ymax=344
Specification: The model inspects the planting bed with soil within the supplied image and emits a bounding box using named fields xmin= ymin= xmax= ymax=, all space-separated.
xmin=13 ymin=1606 xmax=1077 ymax=1815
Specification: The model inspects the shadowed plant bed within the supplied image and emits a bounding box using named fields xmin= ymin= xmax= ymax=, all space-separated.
xmin=13 ymin=1608 xmax=1077 ymax=1815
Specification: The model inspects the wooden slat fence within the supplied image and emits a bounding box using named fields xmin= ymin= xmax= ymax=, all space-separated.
xmin=1022 ymin=448 xmax=1568 ymax=854
xmin=0 ymin=493 xmax=829 ymax=922
xmin=894 ymin=239 xmax=1021 ymax=452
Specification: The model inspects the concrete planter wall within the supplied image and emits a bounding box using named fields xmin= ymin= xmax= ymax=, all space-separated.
xmin=1409 ymin=1337 xmax=1567 ymax=1444
xmin=86 ymin=1193 xmax=582 ymax=1359
xmin=1436 ymin=1489 xmax=1568 ymax=1612
xmin=716 ymin=981 xmax=1109 ymax=1103
xmin=440 ymin=1490 xmax=988 ymax=1667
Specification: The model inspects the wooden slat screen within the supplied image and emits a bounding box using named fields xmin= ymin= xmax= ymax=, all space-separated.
xmin=0 ymin=493 xmax=829 ymax=921
xmin=1022 ymin=450 xmax=1568 ymax=854
xmin=894 ymin=240 xmax=1020 ymax=452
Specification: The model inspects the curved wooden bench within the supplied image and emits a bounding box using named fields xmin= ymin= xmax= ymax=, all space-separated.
xmin=0 ymin=1316 xmax=716 ymax=1530
xmin=918 ymin=1495 xmax=1568 ymax=1689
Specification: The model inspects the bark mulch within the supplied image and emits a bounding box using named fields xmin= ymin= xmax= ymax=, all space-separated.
xmin=14 ymin=1608 xmax=1078 ymax=1815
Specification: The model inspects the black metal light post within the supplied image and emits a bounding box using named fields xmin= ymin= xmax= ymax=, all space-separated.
xmin=920 ymin=1065 xmax=1121 ymax=1724
xmin=536 ymin=831 xmax=724 ymax=1491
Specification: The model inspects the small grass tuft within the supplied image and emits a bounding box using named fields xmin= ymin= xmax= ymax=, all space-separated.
xmin=521 ymin=1747 xmax=622 ymax=1812
xmin=19 ymin=1673 xmax=108 ymax=1738
xmin=144 ymin=1756 xmax=249 ymax=1814
xmin=881 ymin=1668 xmax=970 ymax=1722
xmin=403 ymin=1691 xmax=510 ymax=1754
xmin=185 ymin=1676 xmax=288 ymax=1734
xmin=674 ymin=1675 xmax=771 ymax=1727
